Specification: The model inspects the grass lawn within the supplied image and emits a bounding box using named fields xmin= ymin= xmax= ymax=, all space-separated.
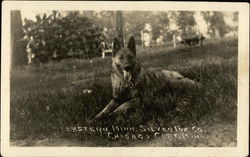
xmin=10 ymin=38 xmax=237 ymax=146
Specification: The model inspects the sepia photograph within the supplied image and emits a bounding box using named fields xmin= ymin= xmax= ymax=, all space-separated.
xmin=1 ymin=1 xmax=249 ymax=157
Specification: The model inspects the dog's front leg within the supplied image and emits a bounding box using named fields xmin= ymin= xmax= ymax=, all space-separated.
xmin=108 ymin=98 xmax=142 ymax=123
xmin=112 ymin=98 xmax=140 ymax=115
xmin=94 ymin=99 xmax=120 ymax=121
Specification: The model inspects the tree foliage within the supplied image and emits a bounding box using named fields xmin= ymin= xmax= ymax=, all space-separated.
xmin=201 ymin=11 xmax=230 ymax=38
xmin=176 ymin=11 xmax=196 ymax=35
xmin=151 ymin=12 xmax=170 ymax=42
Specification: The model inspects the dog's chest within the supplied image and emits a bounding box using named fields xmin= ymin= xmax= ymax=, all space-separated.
xmin=111 ymin=73 xmax=140 ymax=99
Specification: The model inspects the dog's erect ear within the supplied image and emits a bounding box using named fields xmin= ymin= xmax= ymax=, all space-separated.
xmin=113 ymin=37 xmax=121 ymax=56
xmin=127 ymin=36 xmax=136 ymax=55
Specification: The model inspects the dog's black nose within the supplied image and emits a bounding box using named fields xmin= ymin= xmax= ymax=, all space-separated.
xmin=124 ymin=65 xmax=131 ymax=72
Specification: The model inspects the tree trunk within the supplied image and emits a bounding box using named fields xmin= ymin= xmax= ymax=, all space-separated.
xmin=11 ymin=10 xmax=27 ymax=68
xmin=115 ymin=11 xmax=124 ymax=46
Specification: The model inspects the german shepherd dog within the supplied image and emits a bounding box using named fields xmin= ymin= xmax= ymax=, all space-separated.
xmin=93 ymin=36 xmax=197 ymax=122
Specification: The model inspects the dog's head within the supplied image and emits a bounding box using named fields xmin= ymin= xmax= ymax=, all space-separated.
xmin=112 ymin=36 xmax=137 ymax=82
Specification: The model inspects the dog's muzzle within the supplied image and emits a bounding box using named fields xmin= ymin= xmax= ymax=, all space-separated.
xmin=123 ymin=65 xmax=132 ymax=81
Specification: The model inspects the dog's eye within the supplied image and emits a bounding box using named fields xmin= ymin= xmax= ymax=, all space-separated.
xmin=118 ymin=56 xmax=124 ymax=60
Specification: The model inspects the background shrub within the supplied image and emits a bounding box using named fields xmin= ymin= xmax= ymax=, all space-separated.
xmin=23 ymin=11 xmax=105 ymax=63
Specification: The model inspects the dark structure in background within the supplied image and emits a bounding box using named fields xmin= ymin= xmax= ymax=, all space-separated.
xmin=180 ymin=34 xmax=205 ymax=46
xmin=115 ymin=11 xmax=124 ymax=47
xmin=11 ymin=10 xmax=27 ymax=67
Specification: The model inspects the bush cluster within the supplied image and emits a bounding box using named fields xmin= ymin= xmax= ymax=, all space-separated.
xmin=23 ymin=11 xmax=105 ymax=63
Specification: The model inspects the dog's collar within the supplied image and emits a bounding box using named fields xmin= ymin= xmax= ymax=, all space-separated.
xmin=127 ymin=79 xmax=140 ymax=89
